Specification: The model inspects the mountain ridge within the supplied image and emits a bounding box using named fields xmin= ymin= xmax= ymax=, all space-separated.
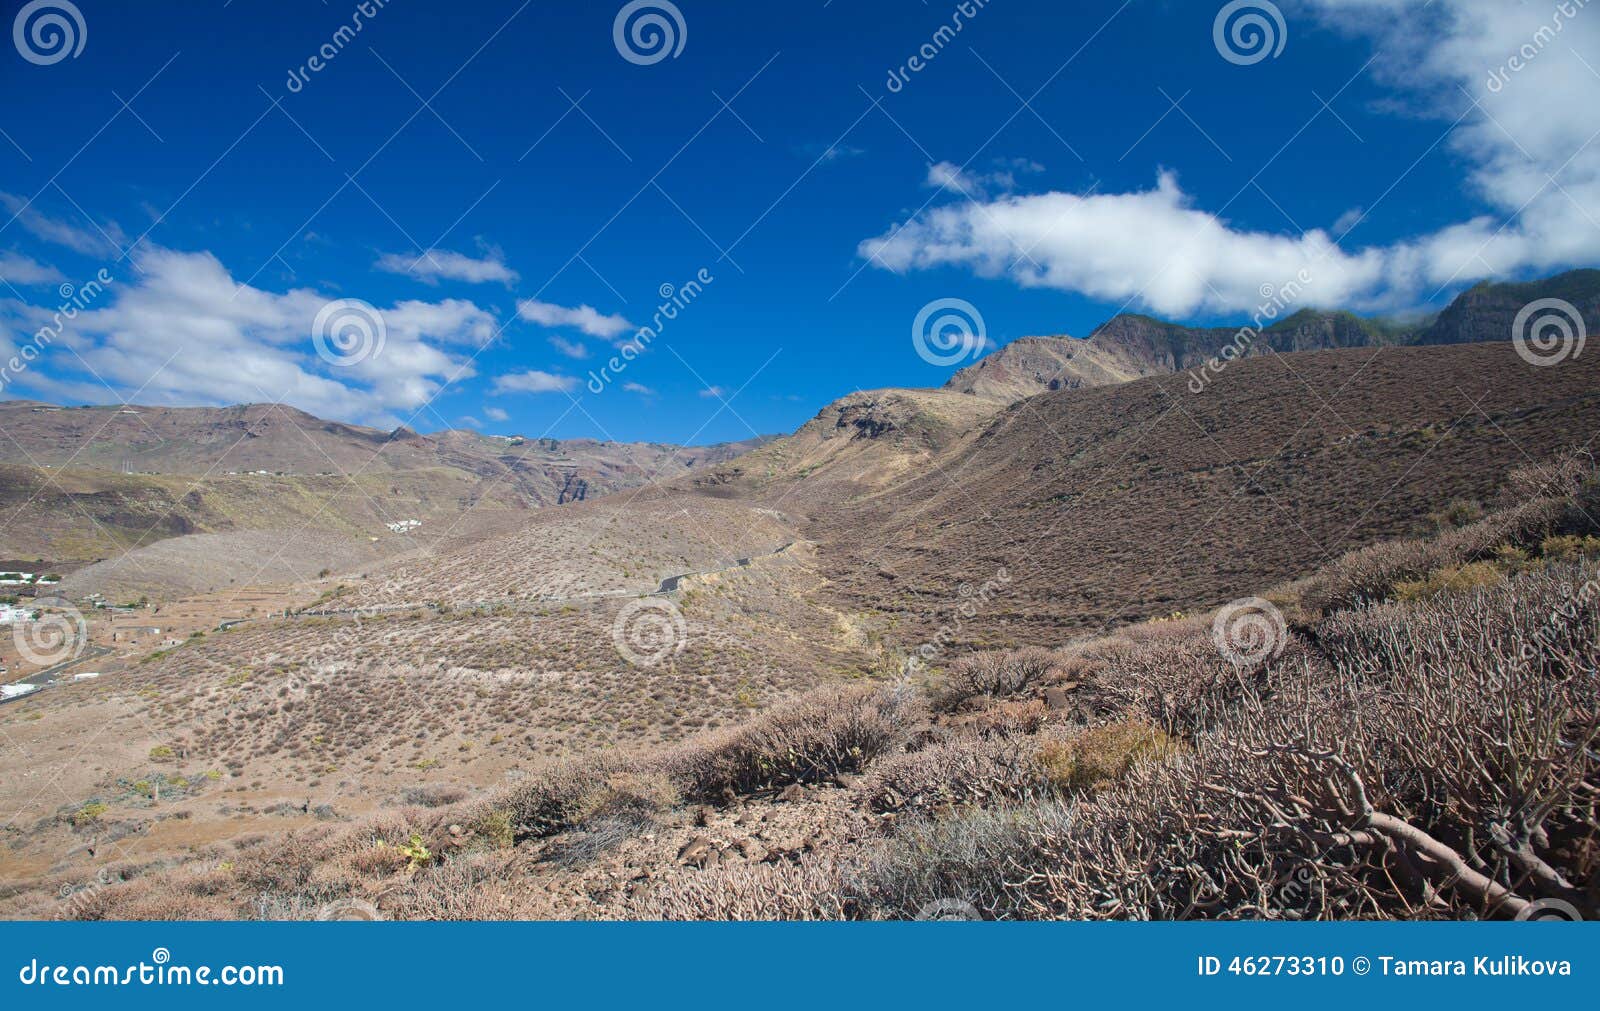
xmin=944 ymin=269 xmax=1599 ymax=403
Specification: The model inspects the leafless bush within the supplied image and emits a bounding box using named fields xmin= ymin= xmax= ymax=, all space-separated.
xmin=1091 ymin=627 xmax=1318 ymax=739
xmin=462 ymin=759 xmax=628 ymax=843
xmin=1003 ymin=561 xmax=1599 ymax=920
xmin=936 ymin=647 xmax=1059 ymax=709
xmin=666 ymin=683 xmax=924 ymax=802
xmin=1503 ymin=450 xmax=1595 ymax=505
xmin=858 ymin=803 xmax=1075 ymax=920
xmin=547 ymin=772 xmax=679 ymax=868
xmin=865 ymin=736 xmax=1046 ymax=814
xmin=622 ymin=858 xmax=851 ymax=920
xmin=380 ymin=852 xmax=525 ymax=920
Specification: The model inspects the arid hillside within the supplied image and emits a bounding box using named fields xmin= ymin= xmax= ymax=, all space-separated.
xmin=4 ymin=453 xmax=1592 ymax=921
xmin=0 ymin=401 xmax=772 ymax=598
xmin=695 ymin=388 xmax=1004 ymax=506
xmin=0 ymin=401 xmax=768 ymax=490
xmin=780 ymin=342 xmax=1600 ymax=647
xmin=2 ymin=336 xmax=1595 ymax=921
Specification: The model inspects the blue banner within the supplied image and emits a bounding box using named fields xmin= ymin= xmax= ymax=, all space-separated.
xmin=2 ymin=922 xmax=1593 ymax=1009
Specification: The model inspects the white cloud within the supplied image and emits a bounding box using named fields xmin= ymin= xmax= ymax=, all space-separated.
xmin=698 ymin=386 xmax=726 ymax=399
xmin=0 ymin=253 xmax=65 ymax=286
xmin=459 ymin=415 xmax=483 ymax=428
xmin=925 ymin=159 xmax=1042 ymax=200
xmin=492 ymin=370 xmax=577 ymax=395
xmin=375 ymin=247 xmax=518 ymax=287
xmin=516 ymin=299 xmax=633 ymax=339
xmin=0 ymin=192 xmax=125 ymax=257
xmin=547 ymin=335 xmax=590 ymax=359
xmin=862 ymin=1 xmax=1600 ymax=315
xmin=2 ymin=246 xmax=497 ymax=426
xmin=484 ymin=406 xmax=509 ymax=422
xmin=1332 ymin=207 xmax=1365 ymax=237
xmin=622 ymin=382 xmax=655 ymax=395
xmin=801 ymin=142 xmax=866 ymax=163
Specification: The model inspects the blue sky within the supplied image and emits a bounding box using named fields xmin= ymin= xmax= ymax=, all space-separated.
xmin=1 ymin=0 xmax=1596 ymax=444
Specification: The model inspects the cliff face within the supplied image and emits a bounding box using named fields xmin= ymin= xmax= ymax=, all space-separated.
xmin=943 ymin=269 xmax=1600 ymax=405
xmin=1419 ymin=269 xmax=1600 ymax=346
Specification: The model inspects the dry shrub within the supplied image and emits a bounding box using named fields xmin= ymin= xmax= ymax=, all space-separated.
xmin=399 ymin=784 xmax=468 ymax=808
xmin=379 ymin=852 xmax=525 ymax=920
xmin=65 ymin=861 xmax=240 ymax=921
xmin=866 ymin=736 xmax=1045 ymax=814
xmin=1393 ymin=559 xmax=1507 ymax=601
xmin=1299 ymin=492 xmax=1574 ymax=617
xmin=1542 ymin=533 xmax=1600 ymax=562
xmin=858 ymin=803 xmax=1073 ymax=920
xmin=1092 ymin=626 xmax=1320 ymax=740
xmin=917 ymin=559 xmax=1600 ymax=920
xmin=573 ymin=770 xmax=679 ymax=823
xmin=666 ymin=683 xmax=923 ymax=802
xmin=953 ymin=698 xmax=1049 ymax=737
xmin=549 ymin=771 xmax=681 ymax=868
xmin=462 ymin=758 xmax=624 ymax=843
xmin=1503 ymin=449 xmax=1595 ymax=505
xmin=1036 ymin=717 xmax=1178 ymax=795
xmin=936 ymin=647 xmax=1059 ymax=709
xmin=621 ymin=857 xmax=850 ymax=921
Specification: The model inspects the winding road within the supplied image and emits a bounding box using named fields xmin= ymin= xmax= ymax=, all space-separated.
xmin=0 ymin=644 xmax=114 ymax=704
